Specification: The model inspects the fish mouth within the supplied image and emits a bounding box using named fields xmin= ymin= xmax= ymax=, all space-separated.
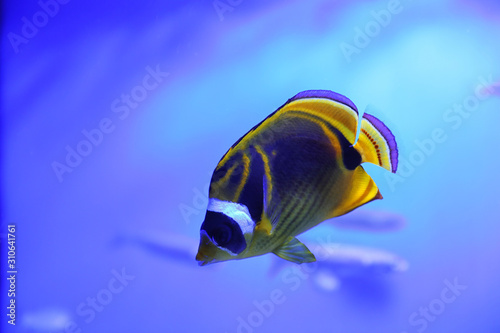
xmin=197 ymin=259 xmax=214 ymax=266
xmin=195 ymin=251 xmax=214 ymax=266
xmin=196 ymin=230 xmax=216 ymax=266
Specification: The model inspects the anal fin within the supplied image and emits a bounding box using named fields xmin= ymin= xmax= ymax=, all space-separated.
xmin=330 ymin=165 xmax=382 ymax=218
xmin=273 ymin=237 xmax=316 ymax=264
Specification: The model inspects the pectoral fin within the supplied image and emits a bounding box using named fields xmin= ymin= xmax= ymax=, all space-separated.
xmin=255 ymin=215 xmax=273 ymax=235
xmin=272 ymin=237 xmax=316 ymax=264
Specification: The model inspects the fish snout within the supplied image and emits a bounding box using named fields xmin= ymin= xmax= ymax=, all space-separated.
xmin=195 ymin=231 xmax=216 ymax=265
xmin=195 ymin=248 xmax=215 ymax=266
xmin=195 ymin=250 xmax=208 ymax=262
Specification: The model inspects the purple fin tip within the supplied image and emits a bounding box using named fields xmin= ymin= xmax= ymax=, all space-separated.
xmin=289 ymin=90 xmax=358 ymax=114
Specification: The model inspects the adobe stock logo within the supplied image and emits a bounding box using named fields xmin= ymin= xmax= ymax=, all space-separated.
xmin=51 ymin=64 xmax=169 ymax=183
xmin=60 ymin=268 xmax=135 ymax=333
xmin=385 ymin=75 xmax=498 ymax=192
xmin=7 ymin=0 xmax=71 ymax=54
xmin=226 ymin=234 xmax=338 ymax=333
xmin=400 ymin=277 xmax=467 ymax=333
xmin=340 ymin=0 xmax=404 ymax=63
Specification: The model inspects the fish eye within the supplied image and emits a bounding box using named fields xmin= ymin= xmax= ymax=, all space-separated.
xmin=201 ymin=211 xmax=246 ymax=255
xmin=212 ymin=224 xmax=232 ymax=247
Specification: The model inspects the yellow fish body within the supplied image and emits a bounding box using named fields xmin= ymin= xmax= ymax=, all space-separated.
xmin=196 ymin=90 xmax=398 ymax=265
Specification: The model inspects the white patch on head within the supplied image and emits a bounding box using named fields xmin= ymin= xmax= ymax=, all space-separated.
xmin=207 ymin=198 xmax=254 ymax=235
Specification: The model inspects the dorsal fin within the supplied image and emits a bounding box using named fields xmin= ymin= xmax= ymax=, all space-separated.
xmin=217 ymin=90 xmax=360 ymax=167
xmin=287 ymin=90 xmax=359 ymax=114
xmin=280 ymin=90 xmax=359 ymax=145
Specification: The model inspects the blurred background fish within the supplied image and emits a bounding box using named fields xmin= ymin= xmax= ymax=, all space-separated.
xmin=480 ymin=81 xmax=500 ymax=96
xmin=268 ymin=208 xmax=408 ymax=293
xmin=114 ymin=209 xmax=404 ymax=271
xmin=273 ymin=243 xmax=408 ymax=293
xmin=327 ymin=209 xmax=406 ymax=232
xmin=309 ymin=243 xmax=408 ymax=275
xmin=112 ymin=231 xmax=199 ymax=266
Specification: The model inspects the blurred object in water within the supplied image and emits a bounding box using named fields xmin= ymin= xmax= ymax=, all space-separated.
xmin=309 ymin=243 xmax=409 ymax=275
xmin=328 ymin=209 xmax=406 ymax=232
xmin=21 ymin=308 xmax=72 ymax=332
xmin=310 ymin=243 xmax=408 ymax=292
xmin=313 ymin=271 xmax=342 ymax=292
xmin=270 ymin=242 xmax=407 ymax=293
xmin=112 ymin=230 xmax=199 ymax=265
xmin=479 ymin=81 xmax=500 ymax=96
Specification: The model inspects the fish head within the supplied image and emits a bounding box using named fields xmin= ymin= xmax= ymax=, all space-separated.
xmin=195 ymin=207 xmax=252 ymax=265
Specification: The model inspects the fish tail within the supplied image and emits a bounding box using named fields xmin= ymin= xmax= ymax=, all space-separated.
xmin=354 ymin=113 xmax=398 ymax=173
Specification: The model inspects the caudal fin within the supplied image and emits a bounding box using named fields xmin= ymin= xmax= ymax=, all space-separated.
xmin=354 ymin=113 xmax=398 ymax=173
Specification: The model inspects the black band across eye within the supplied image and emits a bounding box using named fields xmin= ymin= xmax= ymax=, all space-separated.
xmin=201 ymin=211 xmax=247 ymax=254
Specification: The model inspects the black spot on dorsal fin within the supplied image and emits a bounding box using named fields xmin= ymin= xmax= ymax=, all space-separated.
xmin=329 ymin=126 xmax=361 ymax=171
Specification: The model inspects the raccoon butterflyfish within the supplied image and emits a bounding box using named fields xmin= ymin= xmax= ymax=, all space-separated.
xmin=195 ymin=90 xmax=398 ymax=266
